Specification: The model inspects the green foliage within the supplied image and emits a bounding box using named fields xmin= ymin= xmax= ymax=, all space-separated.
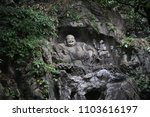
xmin=0 ymin=5 xmax=57 ymax=70
xmin=31 ymin=59 xmax=60 ymax=76
xmin=136 ymin=75 xmax=150 ymax=93
xmin=121 ymin=37 xmax=134 ymax=48
xmin=0 ymin=7 xmax=60 ymax=101
xmin=4 ymin=87 xmax=17 ymax=99
xmin=36 ymin=79 xmax=49 ymax=99
xmin=0 ymin=6 xmax=55 ymax=59
xmin=65 ymin=9 xmax=82 ymax=21
xmin=0 ymin=6 xmax=59 ymax=99
xmin=89 ymin=16 xmax=99 ymax=33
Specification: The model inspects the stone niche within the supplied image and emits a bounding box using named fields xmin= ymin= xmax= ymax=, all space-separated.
xmin=53 ymin=26 xmax=122 ymax=72
xmin=51 ymin=26 xmax=140 ymax=100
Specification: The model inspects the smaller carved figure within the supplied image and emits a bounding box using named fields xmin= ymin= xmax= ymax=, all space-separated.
xmin=97 ymin=40 xmax=110 ymax=65
xmin=99 ymin=40 xmax=107 ymax=51
xmin=114 ymin=49 xmax=120 ymax=65
xmin=110 ymin=45 xmax=114 ymax=51
xmin=93 ymin=38 xmax=97 ymax=49
xmin=98 ymin=40 xmax=110 ymax=57
xmin=110 ymin=45 xmax=120 ymax=65
xmin=121 ymin=52 xmax=128 ymax=65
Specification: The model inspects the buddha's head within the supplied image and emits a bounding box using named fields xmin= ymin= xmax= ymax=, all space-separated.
xmin=65 ymin=34 xmax=76 ymax=47
xmin=100 ymin=40 xmax=104 ymax=44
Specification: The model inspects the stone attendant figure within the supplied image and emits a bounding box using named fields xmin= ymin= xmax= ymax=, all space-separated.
xmin=98 ymin=40 xmax=110 ymax=65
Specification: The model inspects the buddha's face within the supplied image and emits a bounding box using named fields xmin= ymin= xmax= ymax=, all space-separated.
xmin=66 ymin=35 xmax=76 ymax=47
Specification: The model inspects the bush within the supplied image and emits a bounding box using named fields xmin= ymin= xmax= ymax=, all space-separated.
xmin=0 ymin=6 xmax=56 ymax=59
xmin=0 ymin=5 xmax=58 ymax=75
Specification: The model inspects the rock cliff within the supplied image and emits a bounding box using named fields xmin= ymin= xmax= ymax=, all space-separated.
xmin=0 ymin=0 xmax=150 ymax=100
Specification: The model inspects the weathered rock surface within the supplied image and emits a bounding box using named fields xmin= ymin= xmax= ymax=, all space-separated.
xmin=58 ymin=69 xmax=139 ymax=100
xmin=58 ymin=0 xmax=125 ymax=40
xmin=50 ymin=0 xmax=150 ymax=100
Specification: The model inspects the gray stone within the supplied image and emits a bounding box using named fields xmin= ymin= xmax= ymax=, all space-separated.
xmin=96 ymin=69 xmax=114 ymax=79
xmin=105 ymin=79 xmax=140 ymax=100
xmin=58 ymin=68 xmax=139 ymax=100
xmin=83 ymin=73 xmax=95 ymax=79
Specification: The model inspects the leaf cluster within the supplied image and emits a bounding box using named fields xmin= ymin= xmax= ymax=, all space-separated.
xmin=121 ymin=37 xmax=134 ymax=48
xmin=0 ymin=6 xmax=56 ymax=63
xmin=136 ymin=75 xmax=150 ymax=94
xmin=31 ymin=59 xmax=60 ymax=76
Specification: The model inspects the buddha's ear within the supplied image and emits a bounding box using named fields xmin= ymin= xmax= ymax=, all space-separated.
xmin=74 ymin=38 xmax=77 ymax=43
